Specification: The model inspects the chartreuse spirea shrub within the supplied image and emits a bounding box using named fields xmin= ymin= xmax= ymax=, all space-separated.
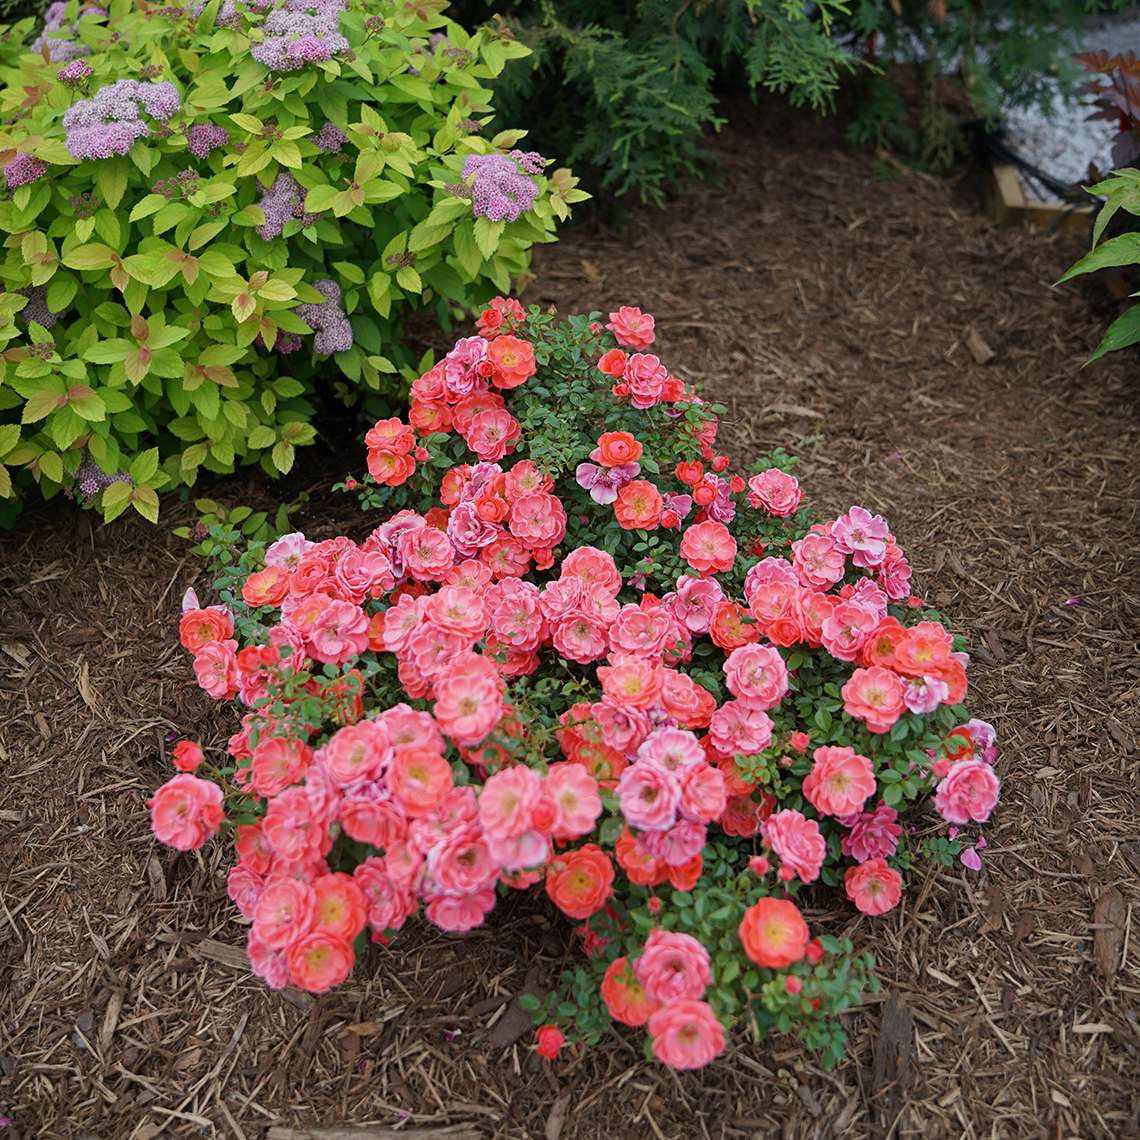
xmin=0 ymin=0 xmax=584 ymax=520
xmin=150 ymin=301 xmax=1000 ymax=1070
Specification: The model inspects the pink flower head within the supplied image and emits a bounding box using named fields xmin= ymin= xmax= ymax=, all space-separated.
xmin=802 ymin=745 xmax=875 ymax=817
xmin=424 ymin=585 xmax=488 ymax=642
xmin=323 ymin=721 xmax=390 ymax=787
xmin=354 ymin=857 xmax=417 ymax=933
xmin=544 ymin=762 xmax=603 ymax=840
xmin=762 ymin=809 xmax=826 ymax=883
xmin=609 ymin=603 xmax=674 ymax=658
xmin=265 ymin=531 xmax=313 ymax=569
xmin=623 ymin=352 xmax=668 ymax=409
xmin=669 ymin=574 xmax=724 ymax=634
xmin=433 ymin=652 xmax=502 ymax=745
xmin=509 ymin=492 xmax=566 ymax=549
xmin=263 ymin=785 xmax=328 ymax=863
xmin=617 ymin=762 xmax=681 ymax=831
xmin=747 ymin=469 xmax=802 ymax=517
xmin=401 ymin=525 xmax=456 ymax=582
xmin=253 ymin=878 xmax=317 ymax=950
xmin=679 ymin=763 xmax=727 ymax=823
xmin=560 ymin=546 xmax=622 ymax=595
xmin=149 ymin=774 xmax=224 ymax=851
xmin=841 ymin=666 xmax=906 ymax=734
xmin=839 ymin=802 xmax=902 ymax=862
xmin=251 ymin=736 xmax=313 ymax=798
xmin=791 ymin=531 xmax=846 ymax=590
xmin=723 ymin=643 xmax=789 ymax=710
xmin=193 ymin=639 xmax=239 ymax=700
xmin=679 ymin=520 xmax=736 ymax=575
xmin=425 ymin=886 xmax=497 ymax=933
xmin=606 ymin=306 xmax=655 ymax=349
xmin=647 ymin=999 xmax=725 ymax=1070
xmin=479 ymin=765 xmax=543 ymax=840
xmin=309 ymin=600 xmax=369 ymax=665
xmin=820 ymin=600 xmax=879 ymax=662
xmin=635 ymin=929 xmax=711 ymax=1004
xmin=934 ymin=759 xmax=1000 ymax=825
xmin=832 ymin=506 xmax=891 ymax=568
xmin=552 ymin=611 xmax=610 ymax=664
xmin=902 ymin=674 xmax=950 ymax=714
xmin=638 ymin=727 xmax=705 ymax=773
xmin=637 ymin=817 xmax=707 ymax=866
xmin=575 ymin=460 xmax=640 ymax=505
xmin=707 ymin=699 xmax=773 ymax=757
xmin=844 ymin=857 xmax=903 ymax=916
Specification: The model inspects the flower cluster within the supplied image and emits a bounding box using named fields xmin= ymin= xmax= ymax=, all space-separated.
xmin=63 ymin=79 xmax=181 ymax=160
xmin=152 ymin=303 xmax=998 ymax=1070
xmin=32 ymin=2 xmax=104 ymax=62
xmin=294 ymin=278 xmax=352 ymax=355
xmin=255 ymin=171 xmax=320 ymax=241
xmin=187 ymin=123 xmax=229 ymax=159
xmin=249 ymin=0 xmax=349 ymax=73
xmin=462 ymin=153 xmax=541 ymax=222
xmin=4 ymin=153 xmax=48 ymax=189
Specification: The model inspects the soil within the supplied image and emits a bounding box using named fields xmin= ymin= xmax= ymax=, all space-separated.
xmin=2 ymin=101 xmax=1138 ymax=1140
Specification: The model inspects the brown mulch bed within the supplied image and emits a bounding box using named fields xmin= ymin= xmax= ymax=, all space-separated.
xmin=2 ymin=102 xmax=1138 ymax=1140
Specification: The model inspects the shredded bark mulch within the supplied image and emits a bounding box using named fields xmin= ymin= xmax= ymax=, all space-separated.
xmin=2 ymin=102 xmax=1138 ymax=1139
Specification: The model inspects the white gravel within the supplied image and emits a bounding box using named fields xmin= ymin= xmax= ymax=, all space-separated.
xmin=1001 ymin=16 xmax=1140 ymax=201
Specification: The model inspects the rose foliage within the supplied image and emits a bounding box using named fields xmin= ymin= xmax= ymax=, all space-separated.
xmin=151 ymin=301 xmax=1000 ymax=1070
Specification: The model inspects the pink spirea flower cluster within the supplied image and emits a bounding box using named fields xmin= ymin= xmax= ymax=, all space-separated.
xmin=33 ymin=1 xmax=104 ymax=62
xmin=4 ymin=153 xmax=47 ymax=189
xmin=153 ymin=300 xmax=999 ymax=1069
xmin=294 ymin=278 xmax=352 ymax=354
xmin=461 ymin=152 xmax=541 ymax=222
xmin=57 ymin=59 xmax=93 ymax=87
xmin=249 ymin=0 xmax=348 ymax=72
xmin=187 ymin=123 xmax=229 ymax=158
xmin=255 ymin=171 xmax=321 ymax=240
xmin=63 ymin=79 xmax=181 ymax=160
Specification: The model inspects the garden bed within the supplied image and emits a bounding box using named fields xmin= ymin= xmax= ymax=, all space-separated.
xmin=2 ymin=100 xmax=1138 ymax=1140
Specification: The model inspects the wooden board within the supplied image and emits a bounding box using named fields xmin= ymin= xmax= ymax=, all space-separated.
xmin=985 ymin=163 xmax=1095 ymax=232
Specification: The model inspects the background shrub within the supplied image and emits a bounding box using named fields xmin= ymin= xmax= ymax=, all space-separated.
xmin=0 ymin=0 xmax=585 ymax=521
xmin=454 ymin=0 xmax=1130 ymax=203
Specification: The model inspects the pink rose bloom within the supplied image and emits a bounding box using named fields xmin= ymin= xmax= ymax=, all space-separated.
xmin=447 ymin=501 xmax=500 ymax=559
xmin=464 ymin=408 xmax=519 ymax=462
xmin=251 ymin=736 xmax=313 ymax=798
xmin=545 ymin=762 xmax=603 ymax=840
xmin=669 ymin=574 xmax=724 ymax=634
xmin=832 ymin=506 xmax=891 ymax=569
xmin=552 ymin=611 xmax=610 ymax=664
xmin=593 ymin=698 xmax=652 ymax=753
xmin=193 ymin=639 xmax=239 ymax=700
xmin=762 ymin=809 xmax=826 ymax=883
xmin=425 ymin=585 xmax=488 ymax=642
xmin=401 ymin=526 xmax=456 ymax=582
xmin=509 ymin=492 xmax=567 ymax=549
xmin=964 ymin=719 xmax=999 ymax=765
xmin=268 ymin=621 xmax=308 ymax=670
xmin=708 ymin=699 xmax=773 ymax=757
xmin=309 ymin=600 xmax=369 ymax=665
xmin=648 ymin=1000 xmax=725 ymax=1070
xmin=479 ymin=765 xmax=542 ymax=840
xmin=623 ymin=352 xmax=668 ymax=409
xmin=842 ymin=666 xmax=906 ymax=733
xmin=427 ymin=826 xmax=497 ymax=895
xmin=902 ymin=675 xmax=950 ymax=714
xmin=446 ymin=558 xmax=494 ymax=591
xmin=723 ymin=643 xmax=789 ymax=710
xmin=840 ymin=802 xmax=902 ymax=863
xmin=263 ymin=785 xmax=327 ymax=863
xmin=791 ymin=531 xmax=846 ymax=590
xmin=340 ymin=785 xmax=408 ymax=849
xmin=878 ymin=540 xmax=913 ymax=600
xmin=743 ymin=556 xmax=799 ymax=600
xmin=334 ymin=547 xmax=394 ymax=603
xmin=606 ymin=305 xmax=655 ymax=349
xmin=747 ymin=469 xmax=802 ymax=517
xmin=405 ymin=623 xmax=468 ymax=680
xmin=149 ymin=773 xmax=224 ymax=851
xmin=617 ymin=762 xmax=681 ymax=831
xmin=227 ymin=864 xmax=265 ymax=920
xmin=409 ymin=786 xmax=478 ymax=854
xmin=638 ymin=818 xmax=707 ymax=866
xmin=934 ymin=759 xmax=1000 ymax=824
xmin=486 ymin=579 xmax=546 ymax=651
xmin=821 ymin=600 xmax=879 ymax=662
xmin=248 ymin=929 xmax=290 ymax=989
xmin=634 ymin=929 xmax=711 ymax=1004
xmin=354 ymin=857 xmax=417 ymax=932
xmin=610 ymin=603 xmax=674 ymax=658
xmin=679 ymin=520 xmax=737 ymax=575
xmin=287 ymin=932 xmax=355 ymax=993
xmin=434 ymin=652 xmax=502 ymax=745
xmin=846 ymin=576 xmax=889 ymax=621
xmin=844 ymin=857 xmax=903 ymax=916
xmin=379 ymin=704 xmax=444 ymax=752
xmin=265 ymin=531 xmax=313 ymax=569
xmin=802 ymin=745 xmax=876 ymax=817
xmin=637 ymin=726 xmax=705 ymax=773
xmin=323 ymin=721 xmax=390 ymax=787
xmin=425 ymin=886 xmax=497 ymax=933
xmin=253 ymin=878 xmax=317 ymax=950
xmin=679 ymin=764 xmax=727 ymax=823
xmin=560 ymin=546 xmax=622 ymax=595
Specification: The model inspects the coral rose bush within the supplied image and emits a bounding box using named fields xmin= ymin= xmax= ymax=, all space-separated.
xmin=152 ymin=301 xmax=999 ymax=1069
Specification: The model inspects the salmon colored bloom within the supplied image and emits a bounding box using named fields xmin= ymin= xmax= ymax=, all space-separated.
xmin=680 ymin=520 xmax=736 ymax=575
xmin=934 ymin=759 xmax=1000 ymax=824
xmin=251 ymin=736 xmax=313 ymax=798
xmin=312 ymin=872 xmax=369 ymax=941
xmin=861 ymin=616 xmax=909 ymax=669
xmin=601 ymin=956 xmax=659 ymax=1025
xmin=634 ymin=929 xmax=712 ymax=1004
xmin=802 ymin=745 xmax=876 ymax=818
xmin=367 ymin=448 xmax=416 ymax=487
xmin=389 ymin=749 xmax=453 ymax=817
xmin=149 ymin=773 xmax=224 ymax=851
xmin=841 ymin=666 xmax=906 ymax=734
xmin=594 ymin=430 xmax=643 ymax=467
xmin=172 ymin=740 xmax=204 ymax=773
xmin=614 ymin=479 xmax=663 ymax=530
xmin=286 ymin=932 xmax=354 ymax=993
xmin=597 ymin=348 xmax=628 ymax=377
xmin=597 ymin=655 xmax=663 ymax=710
xmin=844 ymin=857 xmax=903 ymax=916
xmin=647 ymin=999 xmax=725 ymax=1070
xmin=747 ymin=469 xmax=802 ymax=517
xmin=535 ymin=1023 xmax=565 ymax=1059
xmin=486 ymin=334 xmax=536 ymax=389
xmin=545 ymin=762 xmax=603 ymax=840
xmin=739 ymin=897 xmax=809 ymax=968
xmin=545 ymin=844 xmax=614 ymax=919
xmin=193 ymin=639 xmax=239 ymax=700
xmin=723 ymin=643 xmax=788 ymax=710
xmin=762 ymin=810 xmax=825 ymax=883
xmin=607 ymin=305 xmax=655 ymax=349
xmin=179 ymin=606 xmax=234 ymax=653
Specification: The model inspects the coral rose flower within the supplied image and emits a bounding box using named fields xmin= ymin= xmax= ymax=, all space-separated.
xmin=680 ymin=520 xmax=737 ymax=575
xmin=594 ymin=430 xmax=643 ymax=467
xmin=286 ymin=932 xmax=354 ymax=993
xmin=723 ymin=643 xmax=789 ymax=710
xmin=614 ymin=479 xmax=663 ymax=530
xmin=601 ymin=956 xmax=659 ymax=1026
xmin=739 ymin=897 xmax=809 ymax=968
xmin=149 ymin=773 xmax=224 ymax=851
xmin=841 ymin=666 xmax=906 ymax=734
xmin=389 ymin=749 xmax=453 ymax=817
xmin=802 ymin=745 xmax=876 ymax=818
xmin=179 ymin=606 xmax=234 ymax=653
xmin=606 ymin=305 xmax=655 ymax=349
xmin=172 ymin=740 xmax=204 ymax=773
xmin=634 ymin=929 xmax=712 ymax=1004
xmin=486 ymin=334 xmax=536 ymax=389
xmin=762 ymin=809 xmax=825 ymax=883
xmin=844 ymin=857 xmax=903 ymax=916
xmin=535 ymin=1023 xmax=565 ymax=1059
xmin=747 ymin=468 xmax=802 ymax=517
xmin=647 ymin=999 xmax=725 ymax=1070
xmin=545 ymin=843 xmax=614 ymax=920
xmin=934 ymin=758 xmax=1000 ymax=824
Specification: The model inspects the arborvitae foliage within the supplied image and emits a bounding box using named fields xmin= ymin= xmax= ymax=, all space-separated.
xmin=455 ymin=0 xmax=1133 ymax=199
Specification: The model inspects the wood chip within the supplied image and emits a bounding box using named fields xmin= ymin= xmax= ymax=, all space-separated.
xmin=544 ymin=1093 xmax=570 ymax=1140
xmin=965 ymin=326 xmax=996 ymax=365
xmin=1093 ymin=887 xmax=1126 ymax=979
